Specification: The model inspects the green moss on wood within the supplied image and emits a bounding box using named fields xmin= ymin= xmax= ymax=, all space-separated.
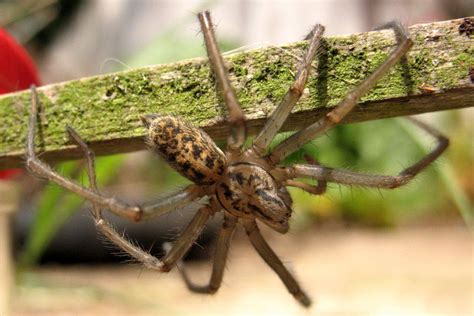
xmin=0 ymin=17 xmax=472 ymax=168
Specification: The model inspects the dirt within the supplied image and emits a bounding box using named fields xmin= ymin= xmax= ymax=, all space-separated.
xmin=13 ymin=225 xmax=473 ymax=316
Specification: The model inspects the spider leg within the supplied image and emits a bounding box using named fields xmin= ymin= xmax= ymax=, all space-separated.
xmin=68 ymin=128 xmax=162 ymax=269
xmin=268 ymin=22 xmax=413 ymax=164
xmin=174 ymin=213 xmax=237 ymax=294
xmin=102 ymin=201 xmax=213 ymax=272
xmin=198 ymin=11 xmax=246 ymax=152
xmin=26 ymin=86 xmax=205 ymax=222
xmin=140 ymin=186 xmax=203 ymax=220
xmin=160 ymin=202 xmax=217 ymax=272
xmin=284 ymin=154 xmax=327 ymax=195
xmin=242 ymin=219 xmax=311 ymax=307
xmin=284 ymin=179 xmax=326 ymax=195
xmin=67 ymin=116 xmax=216 ymax=272
xmin=251 ymin=24 xmax=325 ymax=156
xmin=278 ymin=117 xmax=448 ymax=189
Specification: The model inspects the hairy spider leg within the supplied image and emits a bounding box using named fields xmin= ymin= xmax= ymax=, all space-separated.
xmin=198 ymin=11 xmax=246 ymax=153
xmin=268 ymin=22 xmax=414 ymax=164
xmin=243 ymin=219 xmax=311 ymax=307
xmin=176 ymin=213 xmax=237 ymax=293
xmin=251 ymin=24 xmax=325 ymax=156
xmin=67 ymin=127 xmax=162 ymax=269
xmin=283 ymin=154 xmax=327 ymax=194
xmin=278 ymin=117 xmax=448 ymax=189
xmin=66 ymin=125 xmax=218 ymax=272
xmin=26 ymin=86 xmax=205 ymax=222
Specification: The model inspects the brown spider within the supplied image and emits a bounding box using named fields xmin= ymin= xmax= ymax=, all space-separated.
xmin=26 ymin=11 xmax=448 ymax=307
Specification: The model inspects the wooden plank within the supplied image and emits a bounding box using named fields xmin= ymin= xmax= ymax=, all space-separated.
xmin=0 ymin=17 xmax=472 ymax=169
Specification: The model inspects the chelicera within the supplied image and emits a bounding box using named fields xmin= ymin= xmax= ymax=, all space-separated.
xmin=26 ymin=11 xmax=448 ymax=307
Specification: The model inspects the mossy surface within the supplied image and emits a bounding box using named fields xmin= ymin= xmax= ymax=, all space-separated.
xmin=0 ymin=17 xmax=472 ymax=160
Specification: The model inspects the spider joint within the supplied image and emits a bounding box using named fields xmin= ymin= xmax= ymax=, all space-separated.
xmin=250 ymin=143 xmax=266 ymax=157
xmin=289 ymin=85 xmax=303 ymax=97
xmin=158 ymin=262 xmax=172 ymax=273
xmin=207 ymin=284 xmax=219 ymax=294
xmin=132 ymin=208 xmax=144 ymax=222
xmin=387 ymin=175 xmax=412 ymax=189
xmin=326 ymin=111 xmax=342 ymax=124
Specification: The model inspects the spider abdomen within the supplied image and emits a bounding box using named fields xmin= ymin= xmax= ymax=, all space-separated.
xmin=142 ymin=114 xmax=226 ymax=185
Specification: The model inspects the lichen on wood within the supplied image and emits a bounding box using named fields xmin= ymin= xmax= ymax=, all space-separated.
xmin=0 ymin=17 xmax=472 ymax=169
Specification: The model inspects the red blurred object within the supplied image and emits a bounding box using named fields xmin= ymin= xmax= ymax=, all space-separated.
xmin=0 ymin=169 xmax=22 ymax=180
xmin=0 ymin=28 xmax=41 ymax=179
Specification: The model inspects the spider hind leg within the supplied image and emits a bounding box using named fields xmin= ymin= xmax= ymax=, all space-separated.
xmin=26 ymin=86 xmax=214 ymax=273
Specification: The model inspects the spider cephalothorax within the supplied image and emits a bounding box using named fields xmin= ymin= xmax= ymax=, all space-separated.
xmin=26 ymin=11 xmax=448 ymax=307
xmin=216 ymin=163 xmax=293 ymax=232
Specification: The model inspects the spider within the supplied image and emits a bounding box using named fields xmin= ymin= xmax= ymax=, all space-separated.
xmin=26 ymin=11 xmax=448 ymax=307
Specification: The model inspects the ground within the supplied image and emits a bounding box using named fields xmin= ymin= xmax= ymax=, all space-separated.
xmin=13 ymin=225 xmax=473 ymax=316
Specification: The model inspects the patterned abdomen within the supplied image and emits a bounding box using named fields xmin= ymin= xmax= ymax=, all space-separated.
xmin=142 ymin=114 xmax=226 ymax=185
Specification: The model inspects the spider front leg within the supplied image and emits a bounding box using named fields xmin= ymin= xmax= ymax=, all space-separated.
xmin=284 ymin=154 xmax=327 ymax=195
xmin=26 ymin=86 xmax=204 ymax=222
xmin=174 ymin=213 xmax=237 ymax=294
xmin=251 ymin=24 xmax=325 ymax=156
xmin=277 ymin=117 xmax=448 ymax=189
xmin=199 ymin=11 xmax=246 ymax=152
xmin=268 ymin=22 xmax=414 ymax=164
xmin=243 ymin=219 xmax=311 ymax=307
xmin=67 ymin=126 xmax=217 ymax=272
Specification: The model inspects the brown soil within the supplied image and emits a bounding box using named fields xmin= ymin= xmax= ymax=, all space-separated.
xmin=13 ymin=225 xmax=473 ymax=316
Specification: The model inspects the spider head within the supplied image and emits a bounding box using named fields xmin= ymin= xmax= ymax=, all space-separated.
xmin=216 ymin=163 xmax=292 ymax=233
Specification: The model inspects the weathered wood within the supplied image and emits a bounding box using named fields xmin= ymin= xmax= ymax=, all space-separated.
xmin=0 ymin=17 xmax=472 ymax=169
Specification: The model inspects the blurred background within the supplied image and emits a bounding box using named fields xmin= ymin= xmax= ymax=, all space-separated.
xmin=1 ymin=0 xmax=472 ymax=315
